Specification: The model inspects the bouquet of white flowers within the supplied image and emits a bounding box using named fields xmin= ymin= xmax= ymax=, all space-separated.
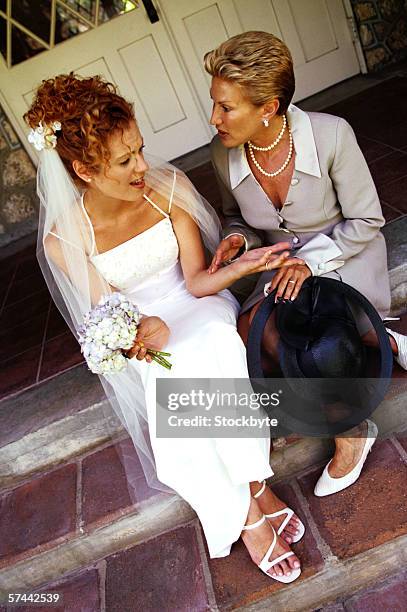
xmin=77 ymin=293 xmax=171 ymax=374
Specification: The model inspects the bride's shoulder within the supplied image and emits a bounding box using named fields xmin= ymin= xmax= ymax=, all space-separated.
xmin=144 ymin=186 xmax=169 ymax=210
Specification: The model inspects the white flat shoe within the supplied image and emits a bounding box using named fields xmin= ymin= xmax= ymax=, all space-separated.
xmin=386 ymin=328 xmax=407 ymax=370
xmin=242 ymin=515 xmax=301 ymax=583
xmin=314 ymin=420 xmax=378 ymax=497
xmin=254 ymin=481 xmax=306 ymax=543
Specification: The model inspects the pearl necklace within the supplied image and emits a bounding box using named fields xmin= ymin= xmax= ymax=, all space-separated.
xmin=248 ymin=126 xmax=293 ymax=178
xmin=248 ymin=115 xmax=286 ymax=151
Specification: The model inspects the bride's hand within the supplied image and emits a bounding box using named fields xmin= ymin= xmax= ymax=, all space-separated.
xmin=208 ymin=234 xmax=246 ymax=274
xmin=127 ymin=316 xmax=170 ymax=361
xmin=231 ymin=243 xmax=303 ymax=277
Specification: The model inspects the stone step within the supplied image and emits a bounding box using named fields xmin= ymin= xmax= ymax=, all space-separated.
xmin=382 ymin=216 xmax=407 ymax=316
xmin=1 ymin=364 xmax=405 ymax=490
xmin=0 ymin=365 xmax=119 ymax=489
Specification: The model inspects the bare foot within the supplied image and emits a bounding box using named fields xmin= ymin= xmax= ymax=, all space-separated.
xmin=242 ymin=498 xmax=301 ymax=578
xmin=251 ymin=481 xmax=301 ymax=544
xmin=329 ymin=421 xmax=369 ymax=478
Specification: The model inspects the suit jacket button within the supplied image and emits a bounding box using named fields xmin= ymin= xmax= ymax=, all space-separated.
xmin=292 ymin=237 xmax=299 ymax=244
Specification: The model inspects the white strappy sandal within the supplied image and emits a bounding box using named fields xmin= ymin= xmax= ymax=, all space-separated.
xmin=242 ymin=515 xmax=301 ymax=583
xmin=253 ymin=480 xmax=306 ymax=544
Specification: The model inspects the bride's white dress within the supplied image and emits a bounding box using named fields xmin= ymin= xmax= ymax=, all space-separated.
xmin=85 ymin=187 xmax=273 ymax=558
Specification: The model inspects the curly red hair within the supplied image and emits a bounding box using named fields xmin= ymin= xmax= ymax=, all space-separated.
xmin=24 ymin=73 xmax=135 ymax=182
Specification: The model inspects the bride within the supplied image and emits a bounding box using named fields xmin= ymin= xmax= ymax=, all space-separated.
xmin=25 ymin=73 xmax=304 ymax=582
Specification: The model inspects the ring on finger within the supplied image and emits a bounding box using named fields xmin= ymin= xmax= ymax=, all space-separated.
xmin=265 ymin=260 xmax=270 ymax=270
xmin=288 ymin=280 xmax=295 ymax=284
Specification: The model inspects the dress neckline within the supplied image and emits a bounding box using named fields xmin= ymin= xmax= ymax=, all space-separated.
xmin=80 ymin=192 xmax=172 ymax=258
xmin=91 ymin=217 xmax=171 ymax=258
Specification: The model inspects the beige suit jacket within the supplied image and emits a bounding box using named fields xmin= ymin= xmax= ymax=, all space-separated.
xmin=210 ymin=105 xmax=390 ymax=328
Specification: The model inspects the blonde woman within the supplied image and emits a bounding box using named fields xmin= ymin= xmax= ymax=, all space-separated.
xmin=205 ymin=31 xmax=406 ymax=501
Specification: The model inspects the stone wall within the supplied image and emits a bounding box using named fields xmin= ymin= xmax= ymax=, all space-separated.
xmin=0 ymin=104 xmax=38 ymax=248
xmin=351 ymin=0 xmax=407 ymax=71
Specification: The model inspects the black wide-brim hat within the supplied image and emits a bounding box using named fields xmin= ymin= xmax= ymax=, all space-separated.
xmin=247 ymin=277 xmax=393 ymax=436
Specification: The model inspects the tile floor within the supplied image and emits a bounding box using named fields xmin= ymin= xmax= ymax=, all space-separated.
xmin=2 ymin=430 xmax=405 ymax=610
xmin=0 ymin=75 xmax=406 ymax=401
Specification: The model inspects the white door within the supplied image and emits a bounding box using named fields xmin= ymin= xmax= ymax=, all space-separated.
xmin=0 ymin=6 xmax=211 ymax=162
xmin=160 ymin=0 xmax=361 ymax=122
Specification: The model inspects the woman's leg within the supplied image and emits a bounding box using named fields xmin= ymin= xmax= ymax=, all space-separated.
xmin=242 ymin=493 xmax=301 ymax=578
xmin=330 ymin=421 xmax=370 ymax=477
xmin=362 ymin=328 xmax=398 ymax=353
xmin=239 ymin=303 xmax=375 ymax=494
xmin=238 ymin=301 xmax=281 ymax=372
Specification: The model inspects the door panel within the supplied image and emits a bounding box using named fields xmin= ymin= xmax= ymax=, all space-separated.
xmin=161 ymin=0 xmax=361 ymax=124
xmin=0 ymin=9 xmax=211 ymax=161
xmin=183 ymin=5 xmax=230 ymax=87
xmin=288 ymin=0 xmax=338 ymax=61
xmin=233 ymin=0 xmax=282 ymax=38
xmin=119 ymin=36 xmax=186 ymax=132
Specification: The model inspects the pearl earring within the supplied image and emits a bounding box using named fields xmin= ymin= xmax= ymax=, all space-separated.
xmin=262 ymin=118 xmax=269 ymax=128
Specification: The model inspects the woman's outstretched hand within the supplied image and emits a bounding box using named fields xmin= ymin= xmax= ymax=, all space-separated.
xmin=268 ymin=261 xmax=311 ymax=301
xmin=231 ymin=244 xmax=303 ymax=277
xmin=127 ymin=316 xmax=170 ymax=362
xmin=208 ymin=234 xmax=246 ymax=274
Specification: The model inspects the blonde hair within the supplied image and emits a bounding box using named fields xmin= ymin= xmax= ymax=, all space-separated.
xmin=204 ymin=31 xmax=295 ymax=114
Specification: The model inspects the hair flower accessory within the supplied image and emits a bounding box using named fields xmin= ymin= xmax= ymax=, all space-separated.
xmin=28 ymin=121 xmax=61 ymax=151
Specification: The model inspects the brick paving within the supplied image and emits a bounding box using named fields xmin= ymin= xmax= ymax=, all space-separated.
xmin=105 ymin=524 xmax=209 ymax=612
xmin=0 ymin=428 xmax=405 ymax=610
xmin=298 ymin=440 xmax=407 ymax=559
xmin=0 ymin=435 xmax=160 ymax=566
xmin=81 ymin=438 xmax=154 ymax=529
xmin=0 ymin=464 xmax=77 ymax=566
xmin=11 ymin=569 xmax=101 ymax=612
